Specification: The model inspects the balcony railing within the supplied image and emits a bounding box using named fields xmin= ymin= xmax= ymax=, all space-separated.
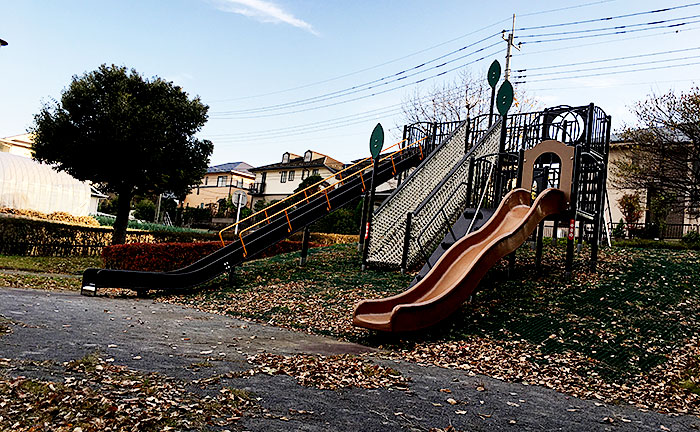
xmin=249 ymin=182 xmax=265 ymax=195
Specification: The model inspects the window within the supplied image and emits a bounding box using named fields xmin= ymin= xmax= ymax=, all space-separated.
xmin=301 ymin=169 xmax=309 ymax=180
xmin=282 ymin=152 xmax=290 ymax=164
xmin=204 ymin=177 xmax=208 ymax=186
xmin=288 ymin=170 xmax=295 ymax=181
xmin=304 ymin=150 xmax=312 ymax=162
xmin=312 ymin=169 xmax=319 ymax=176
xmin=217 ymin=175 xmax=228 ymax=187
xmin=280 ymin=171 xmax=287 ymax=183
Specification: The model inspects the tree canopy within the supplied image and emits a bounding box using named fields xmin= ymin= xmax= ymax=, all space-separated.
xmin=613 ymin=87 xmax=700 ymax=222
xmin=31 ymin=64 xmax=213 ymax=244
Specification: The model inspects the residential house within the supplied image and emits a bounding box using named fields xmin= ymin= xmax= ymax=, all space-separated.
xmin=606 ymin=133 xmax=699 ymax=231
xmin=0 ymin=133 xmax=33 ymax=158
xmin=183 ymin=162 xmax=255 ymax=210
xmin=248 ymin=150 xmax=344 ymax=208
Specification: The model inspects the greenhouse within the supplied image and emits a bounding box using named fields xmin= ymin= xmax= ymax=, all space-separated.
xmin=0 ymin=151 xmax=95 ymax=216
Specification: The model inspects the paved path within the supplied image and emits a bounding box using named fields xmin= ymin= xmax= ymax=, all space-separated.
xmin=0 ymin=287 xmax=697 ymax=431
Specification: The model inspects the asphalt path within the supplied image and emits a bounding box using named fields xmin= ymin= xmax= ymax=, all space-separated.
xmin=0 ymin=287 xmax=697 ymax=431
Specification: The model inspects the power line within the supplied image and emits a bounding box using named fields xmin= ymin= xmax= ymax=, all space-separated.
xmin=515 ymin=1 xmax=700 ymax=31
xmin=516 ymin=51 xmax=700 ymax=79
xmin=523 ymin=77 xmax=699 ymax=92
xmin=209 ymin=0 xmax=615 ymax=103
xmin=209 ymin=87 xmax=467 ymax=136
xmin=516 ymin=46 xmax=700 ymax=72
xmin=213 ymin=49 xmax=499 ymax=119
xmin=515 ymin=59 xmax=700 ymax=84
xmin=212 ymin=38 xmax=501 ymax=115
xmin=214 ymin=15 xmax=700 ymax=117
xmin=519 ymin=17 xmax=700 ymax=45
xmin=518 ymin=23 xmax=700 ymax=57
xmin=518 ymin=12 xmax=700 ymax=39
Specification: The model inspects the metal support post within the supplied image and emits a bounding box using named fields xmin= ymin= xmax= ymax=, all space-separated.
xmin=300 ymin=226 xmax=310 ymax=266
xmin=358 ymin=191 xmax=369 ymax=252
xmin=465 ymin=157 xmax=475 ymax=206
xmin=494 ymin=114 xmax=508 ymax=203
xmin=535 ymin=221 xmax=545 ymax=271
xmin=400 ymin=212 xmax=413 ymax=274
xmin=361 ymin=159 xmax=380 ymax=270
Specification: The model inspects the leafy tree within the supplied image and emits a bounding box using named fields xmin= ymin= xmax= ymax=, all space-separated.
xmin=617 ymin=192 xmax=644 ymax=225
xmin=293 ymin=175 xmax=325 ymax=194
xmin=613 ymin=87 xmax=700 ymax=221
xmin=31 ymin=64 xmax=213 ymax=244
xmin=133 ymin=198 xmax=156 ymax=221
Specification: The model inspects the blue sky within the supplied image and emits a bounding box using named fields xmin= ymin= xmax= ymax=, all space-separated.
xmin=2 ymin=0 xmax=699 ymax=167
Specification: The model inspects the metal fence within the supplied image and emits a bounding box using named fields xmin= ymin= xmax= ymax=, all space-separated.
xmin=609 ymin=222 xmax=700 ymax=240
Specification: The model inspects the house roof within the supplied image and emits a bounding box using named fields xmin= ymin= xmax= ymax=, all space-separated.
xmin=0 ymin=133 xmax=33 ymax=148
xmin=250 ymin=155 xmax=340 ymax=173
xmin=206 ymin=162 xmax=254 ymax=177
xmin=611 ymin=127 xmax=692 ymax=144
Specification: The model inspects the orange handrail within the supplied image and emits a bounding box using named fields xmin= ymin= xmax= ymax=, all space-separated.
xmin=218 ymin=136 xmax=429 ymax=251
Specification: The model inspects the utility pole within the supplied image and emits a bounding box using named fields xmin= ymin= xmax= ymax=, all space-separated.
xmin=502 ymin=14 xmax=521 ymax=81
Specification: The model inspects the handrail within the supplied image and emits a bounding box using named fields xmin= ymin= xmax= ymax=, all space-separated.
xmin=218 ymin=136 xmax=429 ymax=249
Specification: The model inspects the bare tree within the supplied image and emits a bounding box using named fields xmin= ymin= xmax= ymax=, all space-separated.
xmin=612 ymin=87 xmax=700 ymax=221
xmin=400 ymin=68 xmax=540 ymax=126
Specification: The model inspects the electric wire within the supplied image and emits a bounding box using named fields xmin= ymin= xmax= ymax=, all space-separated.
xmin=515 ymin=59 xmax=700 ymax=84
xmin=517 ymin=12 xmax=700 ymax=39
xmin=519 ymin=17 xmax=700 ymax=45
xmin=515 ymin=1 xmax=700 ymax=31
xmin=515 ymin=51 xmax=700 ymax=79
xmin=212 ymin=38 xmax=501 ymax=115
xmin=213 ymin=16 xmax=700 ymax=117
xmin=516 ymin=46 xmax=700 ymax=72
xmin=210 ymin=0 xmax=615 ymax=103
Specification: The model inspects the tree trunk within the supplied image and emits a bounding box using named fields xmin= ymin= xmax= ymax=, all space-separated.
xmin=112 ymin=189 xmax=132 ymax=245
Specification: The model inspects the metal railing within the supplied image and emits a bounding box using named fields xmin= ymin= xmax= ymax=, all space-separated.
xmin=609 ymin=222 xmax=700 ymax=240
xmin=217 ymin=135 xmax=430 ymax=255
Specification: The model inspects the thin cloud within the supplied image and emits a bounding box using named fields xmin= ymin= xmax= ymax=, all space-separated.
xmin=211 ymin=0 xmax=319 ymax=36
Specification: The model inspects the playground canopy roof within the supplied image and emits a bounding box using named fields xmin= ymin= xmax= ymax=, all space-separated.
xmin=0 ymin=152 xmax=93 ymax=216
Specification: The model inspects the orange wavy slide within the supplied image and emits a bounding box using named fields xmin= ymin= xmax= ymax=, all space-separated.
xmin=353 ymin=188 xmax=567 ymax=332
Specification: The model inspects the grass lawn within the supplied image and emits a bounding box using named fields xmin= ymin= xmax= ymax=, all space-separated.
xmin=0 ymin=255 xmax=100 ymax=275
xmin=157 ymin=242 xmax=699 ymax=415
xmin=0 ymin=255 xmax=100 ymax=291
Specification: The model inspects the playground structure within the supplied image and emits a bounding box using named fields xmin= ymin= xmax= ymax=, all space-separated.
xmin=353 ymin=97 xmax=611 ymax=331
xmin=80 ymin=63 xmax=611 ymax=335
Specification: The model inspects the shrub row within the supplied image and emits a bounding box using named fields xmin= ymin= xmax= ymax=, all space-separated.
xmin=612 ymin=238 xmax=700 ymax=250
xmin=102 ymin=239 xmax=323 ymax=272
xmin=288 ymin=232 xmax=358 ymax=245
xmin=0 ymin=215 xmax=226 ymax=257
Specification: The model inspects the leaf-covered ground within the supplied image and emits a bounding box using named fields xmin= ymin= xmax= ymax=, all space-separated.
xmin=0 ymin=352 xmax=258 ymax=432
xmin=158 ymin=243 xmax=700 ymax=415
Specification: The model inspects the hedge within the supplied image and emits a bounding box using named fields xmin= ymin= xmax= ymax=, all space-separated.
xmin=103 ymin=239 xmax=322 ymax=272
xmin=0 ymin=214 xmax=228 ymax=257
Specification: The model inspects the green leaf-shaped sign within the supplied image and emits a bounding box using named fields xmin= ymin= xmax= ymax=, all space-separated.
xmin=487 ymin=60 xmax=501 ymax=88
xmin=496 ymin=80 xmax=514 ymax=116
xmin=369 ymin=123 xmax=384 ymax=160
